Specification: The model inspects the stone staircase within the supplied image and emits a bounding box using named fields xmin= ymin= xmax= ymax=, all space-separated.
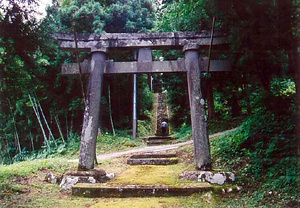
xmin=145 ymin=136 xmax=176 ymax=146
xmin=155 ymin=92 xmax=169 ymax=136
xmin=70 ymin=150 xmax=235 ymax=197
xmin=127 ymin=153 xmax=178 ymax=165
xmin=71 ymin=151 xmax=221 ymax=197
xmin=144 ymin=91 xmax=177 ymax=146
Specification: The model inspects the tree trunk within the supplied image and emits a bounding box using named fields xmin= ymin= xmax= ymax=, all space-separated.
xmin=295 ymin=58 xmax=300 ymax=154
xmin=231 ymin=85 xmax=241 ymax=117
xmin=65 ymin=114 xmax=69 ymax=141
xmin=276 ymin=0 xmax=299 ymax=153
xmin=185 ymin=47 xmax=211 ymax=170
xmin=207 ymin=78 xmax=216 ymax=119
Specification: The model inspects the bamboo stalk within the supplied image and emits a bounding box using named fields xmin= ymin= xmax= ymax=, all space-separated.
xmin=65 ymin=114 xmax=69 ymax=141
xmin=4 ymin=134 xmax=12 ymax=163
xmin=55 ymin=115 xmax=65 ymax=144
xmin=37 ymin=101 xmax=57 ymax=147
xmin=108 ymin=85 xmax=116 ymax=136
xmin=7 ymin=99 xmax=21 ymax=154
xmin=28 ymin=94 xmax=50 ymax=150
xmin=70 ymin=111 xmax=73 ymax=133
xmin=29 ymin=131 xmax=35 ymax=151
xmin=14 ymin=132 xmax=21 ymax=154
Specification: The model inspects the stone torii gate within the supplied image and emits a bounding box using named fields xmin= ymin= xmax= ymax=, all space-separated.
xmin=53 ymin=31 xmax=229 ymax=171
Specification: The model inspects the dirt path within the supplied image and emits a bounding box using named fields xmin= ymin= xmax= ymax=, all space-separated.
xmin=69 ymin=128 xmax=238 ymax=163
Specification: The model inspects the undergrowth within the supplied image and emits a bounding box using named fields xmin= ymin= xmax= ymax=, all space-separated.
xmin=0 ymin=158 xmax=76 ymax=194
xmin=173 ymin=116 xmax=243 ymax=143
xmin=210 ymin=91 xmax=299 ymax=207
xmin=96 ymin=133 xmax=145 ymax=154
xmin=8 ymin=129 xmax=147 ymax=163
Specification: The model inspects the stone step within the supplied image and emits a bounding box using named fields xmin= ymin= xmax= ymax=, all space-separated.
xmin=146 ymin=141 xmax=174 ymax=146
xmin=72 ymin=183 xmax=216 ymax=197
xmin=146 ymin=139 xmax=174 ymax=143
xmin=127 ymin=157 xmax=179 ymax=165
xmin=129 ymin=153 xmax=177 ymax=159
xmin=146 ymin=136 xmax=175 ymax=140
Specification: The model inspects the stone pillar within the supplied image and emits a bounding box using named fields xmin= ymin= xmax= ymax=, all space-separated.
xmin=78 ymin=48 xmax=107 ymax=170
xmin=184 ymin=44 xmax=211 ymax=170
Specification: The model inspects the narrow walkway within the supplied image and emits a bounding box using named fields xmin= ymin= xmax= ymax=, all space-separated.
xmin=69 ymin=128 xmax=238 ymax=163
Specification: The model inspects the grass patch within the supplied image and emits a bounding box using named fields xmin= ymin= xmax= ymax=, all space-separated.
xmin=96 ymin=134 xmax=146 ymax=155
xmin=0 ymin=158 xmax=75 ymax=180
xmin=172 ymin=117 xmax=243 ymax=143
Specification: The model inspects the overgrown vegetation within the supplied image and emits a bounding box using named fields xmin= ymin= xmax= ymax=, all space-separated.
xmin=209 ymin=81 xmax=298 ymax=207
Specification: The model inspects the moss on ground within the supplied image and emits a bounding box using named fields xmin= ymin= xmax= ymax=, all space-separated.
xmin=90 ymin=197 xmax=180 ymax=208
xmin=108 ymin=164 xmax=195 ymax=186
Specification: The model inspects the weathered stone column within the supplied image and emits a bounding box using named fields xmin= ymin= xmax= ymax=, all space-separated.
xmin=78 ymin=48 xmax=107 ymax=170
xmin=184 ymin=44 xmax=211 ymax=170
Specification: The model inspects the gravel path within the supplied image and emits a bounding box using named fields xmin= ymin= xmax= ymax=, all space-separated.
xmin=68 ymin=128 xmax=238 ymax=162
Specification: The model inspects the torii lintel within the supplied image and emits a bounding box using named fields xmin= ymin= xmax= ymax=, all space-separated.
xmin=52 ymin=31 xmax=228 ymax=51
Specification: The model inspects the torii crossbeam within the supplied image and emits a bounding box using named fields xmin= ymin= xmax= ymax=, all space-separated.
xmin=53 ymin=31 xmax=230 ymax=171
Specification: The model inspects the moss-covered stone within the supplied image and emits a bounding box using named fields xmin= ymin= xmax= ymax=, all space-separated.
xmin=130 ymin=153 xmax=177 ymax=159
xmin=72 ymin=183 xmax=215 ymax=197
xmin=127 ymin=158 xmax=179 ymax=165
xmin=64 ymin=169 xmax=109 ymax=183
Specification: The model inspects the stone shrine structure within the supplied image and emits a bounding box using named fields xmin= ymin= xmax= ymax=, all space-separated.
xmin=53 ymin=31 xmax=230 ymax=171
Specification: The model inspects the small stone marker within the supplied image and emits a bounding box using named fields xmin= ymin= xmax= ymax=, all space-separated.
xmin=45 ymin=172 xmax=61 ymax=184
xmin=59 ymin=169 xmax=114 ymax=190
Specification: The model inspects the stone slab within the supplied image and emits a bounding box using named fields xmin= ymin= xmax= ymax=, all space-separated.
xmin=53 ymin=31 xmax=228 ymax=51
xmin=146 ymin=136 xmax=176 ymax=140
xmin=127 ymin=158 xmax=179 ymax=165
xmin=146 ymin=140 xmax=174 ymax=146
xmin=72 ymin=183 xmax=216 ymax=197
xmin=129 ymin=154 xmax=177 ymax=159
xmin=61 ymin=59 xmax=231 ymax=75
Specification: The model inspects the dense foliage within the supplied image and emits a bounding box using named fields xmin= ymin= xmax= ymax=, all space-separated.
xmin=0 ymin=0 xmax=155 ymax=163
xmin=210 ymin=79 xmax=298 ymax=206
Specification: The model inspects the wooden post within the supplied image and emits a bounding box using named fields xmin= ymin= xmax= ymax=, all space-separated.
xmin=78 ymin=48 xmax=106 ymax=170
xmin=184 ymin=44 xmax=211 ymax=170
